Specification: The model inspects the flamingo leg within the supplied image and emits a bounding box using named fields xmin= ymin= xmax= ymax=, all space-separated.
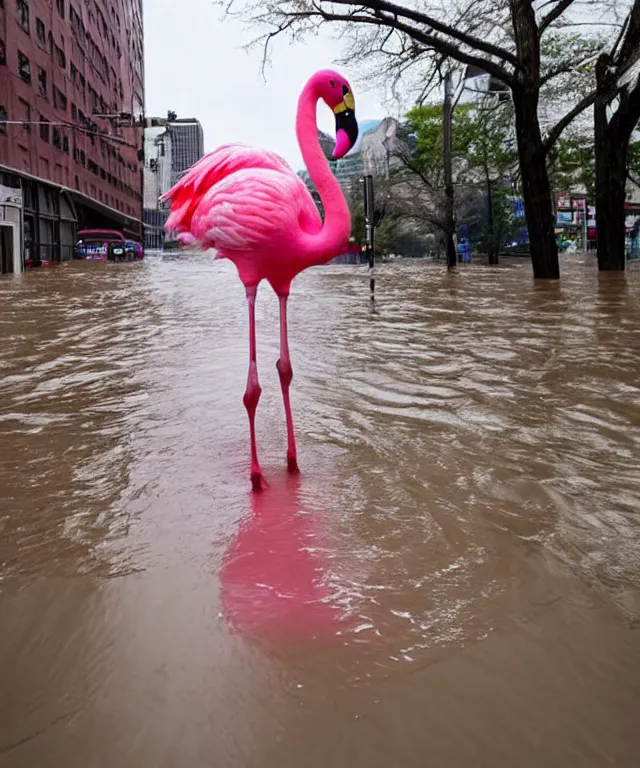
xmin=243 ymin=286 xmax=264 ymax=492
xmin=276 ymin=295 xmax=299 ymax=474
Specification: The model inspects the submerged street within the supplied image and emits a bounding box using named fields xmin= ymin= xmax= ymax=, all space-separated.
xmin=1 ymin=254 xmax=639 ymax=766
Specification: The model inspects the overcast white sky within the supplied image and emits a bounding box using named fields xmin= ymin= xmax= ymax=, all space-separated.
xmin=143 ymin=0 xmax=388 ymax=170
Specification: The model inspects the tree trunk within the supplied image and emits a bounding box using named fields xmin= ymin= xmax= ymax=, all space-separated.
xmin=513 ymin=90 xmax=559 ymax=278
xmin=595 ymin=131 xmax=629 ymax=271
xmin=443 ymin=67 xmax=457 ymax=270
xmin=510 ymin=0 xmax=559 ymax=279
xmin=594 ymin=54 xmax=633 ymax=271
xmin=485 ymin=160 xmax=499 ymax=264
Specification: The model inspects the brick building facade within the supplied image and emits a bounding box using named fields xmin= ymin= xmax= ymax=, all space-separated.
xmin=0 ymin=0 xmax=144 ymax=272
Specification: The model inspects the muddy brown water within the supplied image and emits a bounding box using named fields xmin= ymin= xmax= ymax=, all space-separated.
xmin=1 ymin=253 xmax=639 ymax=767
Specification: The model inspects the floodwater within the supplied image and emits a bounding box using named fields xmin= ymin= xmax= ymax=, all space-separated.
xmin=1 ymin=253 xmax=639 ymax=767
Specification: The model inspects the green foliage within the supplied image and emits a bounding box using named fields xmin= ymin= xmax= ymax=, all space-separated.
xmin=548 ymin=135 xmax=595 ymax=198
xmin=375 ymin=215 xmax=401 ymax=254
xmin=345 ymin=183 xmax=403 ymax=254
xmin=402 ymin=98 xmax=518 ymax=256
xmin=548 ymin=134 xmax=640 ymax=199
xmin=346 ymin=186 xmax=365 ymax=244
xmin=405 ymin=103 xmax=471 ymax=186
xmin=472 ymin=183 xmax=520 ymax=256
xmin=628 ymin=139 xmax=640 ymax=179
xmin=405 ymin=100 xmax=517 ymax=187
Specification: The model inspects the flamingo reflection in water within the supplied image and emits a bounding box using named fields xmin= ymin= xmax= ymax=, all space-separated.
xmin=219 ymin=471 xmax=341 ymax=643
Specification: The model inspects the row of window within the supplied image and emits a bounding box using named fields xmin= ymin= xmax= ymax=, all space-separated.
xmin=10 ymin=48 xmax=136 ymax=173
xmin=14 ymin=7 xmax=124 ymax=98
xmin=16 ymin=0 xmax=65 ymax=34
xmin=15 ymin=49 xmax=60 ymax=102
xmin=69 ymin=2 xmax=127 ymax=78
xmin=14 ymin=0 xmax=131 ymax=107
xmin=21 ymin=160 xmax=138 ymax=218
xmin=0 ymin=106 xmax=141 ymax=203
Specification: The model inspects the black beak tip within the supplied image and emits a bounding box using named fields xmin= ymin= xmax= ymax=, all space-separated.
xmin=334 ymin=110 xmax=359 ymax=151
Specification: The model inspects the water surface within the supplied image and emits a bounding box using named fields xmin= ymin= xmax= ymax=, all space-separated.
xmin=1 ymin=253 xmax=639 ymax=766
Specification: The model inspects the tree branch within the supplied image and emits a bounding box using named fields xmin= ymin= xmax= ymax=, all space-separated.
xmin=618 ymin=76 xmax=640 ymax=136
xmin=284 ymin=5 xmax=516 ymax=85
xmin=543 ymin=89 xmax=597 ymax=154
xmin=395 ymin=150 xmax=436 ymax=190
xmin=328 ymin=0 xmax=521 ymax=68
xmin=539 ymin=0 xmax=579 ymax=33
xmin=615 ymin=0 xmax=640 ymax=68
xmin=540 ymin=50 xmax=602 ymax=87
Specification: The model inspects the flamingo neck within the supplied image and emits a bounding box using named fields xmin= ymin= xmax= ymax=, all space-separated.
xmin=296 ymin=81 xmax=350 ymax=263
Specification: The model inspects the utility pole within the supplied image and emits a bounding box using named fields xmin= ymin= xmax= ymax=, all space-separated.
xmin=443 ymin=67 xmax=457 ymax=270
xmin=363 ymin=174 xmax=376 ymax=300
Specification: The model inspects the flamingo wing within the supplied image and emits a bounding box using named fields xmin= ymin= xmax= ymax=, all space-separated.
xmin=162 ymin=144 xmax=294 ymax=235
xmin=191 ymin=167 xmax=320 ymax=253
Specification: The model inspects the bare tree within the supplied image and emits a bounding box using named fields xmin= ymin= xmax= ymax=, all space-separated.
xmin=222 ymin=0 xmax=626 ymax=278
xmin=594 ymin=0 xmax=640 ymax=270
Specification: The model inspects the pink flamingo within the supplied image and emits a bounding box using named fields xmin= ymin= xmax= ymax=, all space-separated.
xmin=162 ymin=70 xmax=358 ymax=492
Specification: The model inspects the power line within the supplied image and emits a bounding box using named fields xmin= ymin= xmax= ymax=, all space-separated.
xmin=0 ymin=119 xmax=138 ymax=148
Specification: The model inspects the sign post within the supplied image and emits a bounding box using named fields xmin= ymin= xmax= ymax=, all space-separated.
xmin=363 ymin=174 xmax=375 ymax=300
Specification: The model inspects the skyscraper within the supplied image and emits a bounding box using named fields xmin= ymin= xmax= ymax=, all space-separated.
xmin=167 ymin=119 xmax=204 ymax=187
xmin=142 ymin=117 xmax=204 ymax=250
xmin=0 ymin=0 xmax=145 ymax=273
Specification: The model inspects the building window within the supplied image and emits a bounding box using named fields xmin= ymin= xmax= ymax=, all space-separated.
xmin=37 ymin=67 xmax=47 ymax=97
xmin=17 ymin=51 xmax=31 ymax=82
xmin=53 ymin=127 xmax=61 ymax=148
xmin=18 ymin=98 xmax=31 ymax=132
xmin=0 ymin=106 xmax=7 ymax=136
xmin=39 ymin=116 xmax=50 ymax=142
xmin=56 ymin=0 xmax=64 ymax=18
xmin=69 ymin=5 xmax=82 ymax=36
xmin=54 ymin=87 xmax=67 ymax=111
xmin=62 ymin=135 xmax=69 ymax=153
xmin=0 ymin=39 xmax=5 ymax=66
xmin=55 ymin=45 xmax=66 ymax=69
xmin=17 ymin=0 xmax=30 ymax=33
xmin=36 ymin=18 xmax=45 ymax=45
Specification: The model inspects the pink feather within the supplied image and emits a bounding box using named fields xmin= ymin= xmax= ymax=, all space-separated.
xmin=162 ymin=144 xmax=294 ymax=235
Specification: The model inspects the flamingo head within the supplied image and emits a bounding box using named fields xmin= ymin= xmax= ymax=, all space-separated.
xmin=314 ymin=69 xmax=359 ymax=160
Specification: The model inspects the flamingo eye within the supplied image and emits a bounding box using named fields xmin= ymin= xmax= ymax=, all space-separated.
xmin=329 ymin=79 xmax=336 ymax=87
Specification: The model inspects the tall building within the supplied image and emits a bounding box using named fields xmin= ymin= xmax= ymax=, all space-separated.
xmin=0 ymin=0 xmax=145 ymax=273
xmin=142 ymin=117 xmax=204 ymax=249
xmin=166 ymin=119 xmax=203 ymax=187
xmin=298 ymin=118 xmax=408 ymax=208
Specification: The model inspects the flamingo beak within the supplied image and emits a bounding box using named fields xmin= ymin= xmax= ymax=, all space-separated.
xmin=333 ymin=87 xmax=358 ymax=160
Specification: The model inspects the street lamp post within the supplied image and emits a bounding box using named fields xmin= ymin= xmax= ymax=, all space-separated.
xmin=363 ymin=174 xmax=375 ymax=300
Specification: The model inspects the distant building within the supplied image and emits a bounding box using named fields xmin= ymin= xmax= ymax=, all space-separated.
xmin=167 ymin=119 xmax=204 ymax=187
xmin=297 ymin=117 xmax=409 ymax=210
xmin=143 ymin=117 xmax=204 ymax=249
xmin=0 ymin=0 xmax=145 ymax=273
